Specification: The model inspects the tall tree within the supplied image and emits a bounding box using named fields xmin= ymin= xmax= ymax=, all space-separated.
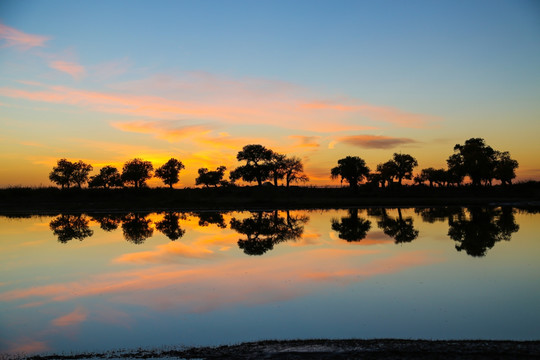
xmin=376 ymin=161 xmax=397 ymax=188
xmin=155 ymin=158 xmax=184 ymax=188
xmin=331 ymin=156 xmax=370 ymax=188
xmin=49 ymin=159 xmax=92 ymax=189
xmin=391 ymin=153 xmax=418 ymax=185
xmin=230 ymin=144 xmax=273 ymax=186
xmin=196 ymin=166 xmax=227 ymax=187
xmin=452 ymin=138 xmax=497 ymax=186
xmin=268 ymin=152 xmax=287 ymax=186
xmin=89 ymin=165 xmax=122 ymax=188
xmin=121 ymin=158 xmax=153 ymax=188
xmin=283 ymin=156 xmax=309 ymax=187
xmin=494 ymin=151 xmax=519 ymax=186
xmin=49 ymin=158 xmax=76 ymax=189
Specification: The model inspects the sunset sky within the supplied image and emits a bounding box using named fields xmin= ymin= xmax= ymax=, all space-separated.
xmin=1 ymin=0 xmax=539 ymax=187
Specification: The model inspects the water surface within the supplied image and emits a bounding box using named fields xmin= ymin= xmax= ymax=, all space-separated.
xmin=1 ymin=207 xmax=538 ymax=355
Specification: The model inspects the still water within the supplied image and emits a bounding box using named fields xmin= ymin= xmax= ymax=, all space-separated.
xmin=1 ymin=207 xmax=539 ymax=355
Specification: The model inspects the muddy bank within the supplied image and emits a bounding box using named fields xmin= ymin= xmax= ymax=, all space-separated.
xmin=18 ymin=339 xmax=540 ymax=359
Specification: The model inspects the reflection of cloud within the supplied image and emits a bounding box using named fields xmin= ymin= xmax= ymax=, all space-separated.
xmin=0 ymin=248 xmax=440 ymax=314
xmin=51 ymin=307 xmax=88 ymax=327
xmin=6 ymin=339 xmax=49 ymax=354
xmin=337 ymin=135 xmax=417 ymax=149
xmin=49 ymin=60 xmax=86 ymax=80
xmin=114 ymin=241 xmax=215 ymax=264
xmin=0 ymin=23 xmax=50 ymax=50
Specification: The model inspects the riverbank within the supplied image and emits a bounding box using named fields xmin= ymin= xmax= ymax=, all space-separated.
xmin=1 ymin=183 xmax=539 ymax=214
xmin=14 ymin=339 xmax=540 ymax=359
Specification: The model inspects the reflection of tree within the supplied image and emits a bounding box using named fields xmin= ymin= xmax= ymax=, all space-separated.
xmin=155 ymin=212 xmax=185 ymax=240
xmin=192 ymin=212 xmax=227 ymax=228
xmin=121 ymin=213 xmax=153 ymax=244
xmin=331 ymin=209 xmax=371 ymax=242
xmin=448 ymin=207 xmax=519 ymax=257
xmin=89 ymin=213 xmax=122 ymax=231
xmin=370 ymin=208 xmax=419 ymax=244
xmin=49 ymin=214 xmax=93 ymax=243
xmin=414 ymin=207 xmax=461 ymax=223
xmin=230 ymin=210 xmax=308 ymax=255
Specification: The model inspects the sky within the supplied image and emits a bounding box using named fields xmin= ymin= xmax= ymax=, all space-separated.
xmin=1 ymin=0 xmax=539 ymax=187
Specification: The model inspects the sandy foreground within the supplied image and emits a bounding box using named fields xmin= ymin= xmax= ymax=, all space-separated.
xmin=9 ymin=339 xmax=540 ymax=359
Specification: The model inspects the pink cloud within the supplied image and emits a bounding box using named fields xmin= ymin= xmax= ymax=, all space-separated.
xmin=111 ymin=121 xmax=212 ymax=142
xmin=49 ymin=60 xmax=86 ymax=80
xmin=0 ymin=74 xmax=439 ymax=133
xmin=0 ymin=23 xmax=50 ymax=50
xmin=337 ymin=135 xmax=418 ymax=149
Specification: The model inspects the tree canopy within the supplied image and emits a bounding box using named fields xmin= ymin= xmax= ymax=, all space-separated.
xmin=331 ymin=156 xmax=370 ymax=188
xmin=121 ymin=158 xmax=153 ymax=188
xmin=155 ymin=158 xmax=184 ymax=188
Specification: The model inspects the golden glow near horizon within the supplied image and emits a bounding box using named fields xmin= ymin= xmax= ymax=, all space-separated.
xmin=1 ymin=2 xmax=539 ymax=187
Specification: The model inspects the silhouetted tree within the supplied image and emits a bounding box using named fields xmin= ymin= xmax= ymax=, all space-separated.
xmin=391 ymin=153 xmax=418 ymax=186
xmin=122 ymin=213 xmax=153 ymax=244
xmin=452 ymin=138 xmax=497 ymax=186
xmin=196 ymin=166 xmax=227 ymax=187
xmin=494 ymin=151 xmax=519 ymax=186
xmin=155 ymin=158 xmax=185 ymax=188
xmin=420 ymin=167 xmax=447 ymax=187
xmin=268 ymin=152 xmax=287 ymax=186
xmin=448 ymin=207 xmax=519 ymax=257
xmin=446 ymin=153 xmax=465 ymax=186
xmin=49 ymin=159 xmax=92 ymax=189
xmin=230 ymin=144 xmax=274 ymax=186
xmin=331 ymin=156 xmax=370 ymax=188
xmin=89 ymin=166 xmax=122 ymax=188
xmin=49 ymin=214 xmax=93 ymax=243
xmin=414 ymin=207 xmax=461 ymax=223
xmin=331 ymin=209 xmax=371 ymax=242
xmin=155 ymin=212 xmax=185 ymax=240
xmin=376 ymin=161 xmax=397 ymax=188
xmin=374 ymin=208 xmax=419 ymax=244
xmin=121 ymin=158 xmax=153 ymax=188
xmin=283 ymin=156 xmax=309 ymax=187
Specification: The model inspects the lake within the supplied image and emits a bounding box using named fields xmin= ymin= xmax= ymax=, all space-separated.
xmin=1 ymin=207 xmax=539 ymax=355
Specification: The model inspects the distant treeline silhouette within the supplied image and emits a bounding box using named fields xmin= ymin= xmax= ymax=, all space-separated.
xmin=48 ymin=138 xmax=518 ymax=189
xmin=41 ymin=207 xmax=524 ymax=258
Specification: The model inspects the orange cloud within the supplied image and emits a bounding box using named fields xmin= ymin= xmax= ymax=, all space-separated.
xmin=51 ymin=307 xmax=88 ymax=327
xmin=289 ymin=135 xmax=321 ymax=148
xmin=49 ymin=60 xmax=86 ymax=80
xmin=114 ymin=241 xmax=215 ymax=264
xmin=111 ymin=121 xmax=212 ymax=142
xmin=0 ymin=23 xmax=50 ymax=50
xmin=337 ymin=135 xmax=418 ymax=149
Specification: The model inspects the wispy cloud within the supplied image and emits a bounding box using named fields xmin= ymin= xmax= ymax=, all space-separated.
xmin=0 ymin=23 xmax=50 ymax=50
xmin=49 ymin=60 xmax=86 ymax=80
xmin=111 ymin=121 xmax=212 ymax=142
xmin=337 ymin=135 xmax=418 ymax=149
xmin=289 ymin=135 xmax=321 ymax=148
xmin=0 ymin=74 xmax=439 ymax=133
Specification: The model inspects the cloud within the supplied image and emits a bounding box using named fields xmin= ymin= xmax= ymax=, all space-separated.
xmin=0 ymin=74 xmax=439 ymax=133
xmin=114 ymin=241 xmax=215 ymax=264
xmin=0 ymin=23 xmax=50 ymax=50
xmin=111 ymin=121 xmax=212 ymax=142
xmin=51 ymin=307 xmax=88 ymax=327
xmin=49 ymin=60 xmax=86 ymax=80
xmin=289 ymin=135 xmax=321 ymax=148
xmin=337 ymin=135 xmax=418 ymax=149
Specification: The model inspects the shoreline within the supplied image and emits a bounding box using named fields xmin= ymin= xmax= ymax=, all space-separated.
xmin=1 ymin=184 xmax=539 ymax=214
xmin=15 ymin=339 xmax=540 ymax=359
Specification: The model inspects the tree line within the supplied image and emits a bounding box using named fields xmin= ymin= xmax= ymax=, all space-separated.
xmin=48 ymin=138 xmax=518 ymax=189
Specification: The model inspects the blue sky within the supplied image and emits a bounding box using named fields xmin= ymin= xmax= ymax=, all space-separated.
xmin=1 ymin=0 xmax=539 ymax=186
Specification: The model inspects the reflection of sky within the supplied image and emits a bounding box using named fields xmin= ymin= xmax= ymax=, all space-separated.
xmin=1 ymin=209 xmax=539 ymax=355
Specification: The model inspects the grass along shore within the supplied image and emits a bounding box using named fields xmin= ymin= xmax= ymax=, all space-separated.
xmin=1 ymin=182 xmax=539 ymax=213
